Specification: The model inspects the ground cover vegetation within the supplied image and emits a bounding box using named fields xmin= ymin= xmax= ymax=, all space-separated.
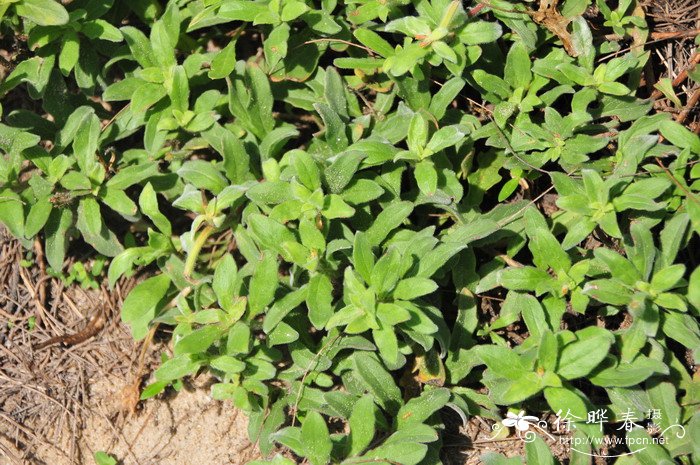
xmin=0 ymin=0 xmax=699 ymax=463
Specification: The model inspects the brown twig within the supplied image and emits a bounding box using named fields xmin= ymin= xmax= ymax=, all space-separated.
xmin=651 ymin=51 xmax=700 ymax=100
xmin=495 ymin=254 xmax=524 ymax=268
xmin=676 ymin=87 xmax=700 ymax=125
xmin=650 ymin=28 xmax=700 ymax=41
xmin=17 ymin=267 xmax=57 ymax=333
xmin=33 ymin=305 xmax=106 ymax=350
xmin=468 ymin=3 xmax=486 ymax=16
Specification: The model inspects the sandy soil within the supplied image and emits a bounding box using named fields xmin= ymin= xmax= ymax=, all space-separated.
xmin=0 ymin=377 xmax=253 ymax=465
xmin=0 ymin=229 xmax=256 ymax=465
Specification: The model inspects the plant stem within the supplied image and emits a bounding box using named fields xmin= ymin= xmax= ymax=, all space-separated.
xmin=184 ymin=225 xmax=214 ymax=278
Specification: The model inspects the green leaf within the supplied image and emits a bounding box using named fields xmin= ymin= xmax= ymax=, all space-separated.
xmin=16 ymin=0 xmax=69 ymax=25
xmin=543 ymin=386 xmax=592 ymax=435
xmin=432 ymin=40 xmax=457 ymax=64
xmin=393 ymin=277 xmax=438 ymax=300
xmin=518 ymin=292 xmax=549 ymax=340
xmin=249 ymin=455 xmax=295 ymax=465
xmin=472 ymin=70 xmax=511 ymax=101
xmin=227 ymin=322 xmax=252 ymax=354
xmin=44 ymin=208 xmax=73 ymax=271
xmin=249 ymin=252 xmax=279 ymax=316
xmin=299 ymin=217 xmax=325 ymax=251
xmin=292 ymin=151 xmax=321 ymax=191
xmin=524 ymin=207 xmax=570 ymax=273
xmin=139 ymin=183 xmax=172 ymax=236
xmin=354 ymin=28 xmax=394 ymax=58
xmin=213 ymin=254 xmax=242 ymax=318
xmin=477 ymin=345 xmax=528 ymax=380
xmin=315 ymin=102 xmax=348 ymax=152
xmin=348 ymin=395 xmax=376 ymax=456
xmin=659 ymin=119 xmax=700 ymax=153
xmin=408 ymin=112 xmax=429 ymax=154
xmin=263 ymin=287 xmax=307 ymax=334
xmin=353 ymin=232 xmax=375 ymax=283
xmin=646 ymin=381 xmax=681 ymax=434
xmin=370 ymin=246 xmax=402 ymax=296
xmin=93 ymin=451 xmax=117 ymax=465
xmin=688 ymin=267 xmax=700 ymax=310
xmin=58 ymin=31 xmax=80 ymax=76
xmin=480 ymin=453 xmax=523 ymax=465
xmin=538 ymin=330 xmax=559 ymax=372
xmin=426 ymin=125 xmax=465 ymax=154
xmin=107 ymin=162 xmax=160 ymax=190
xmin=324 ymin=67 xmax=348 ymax=120
xmin=210 ymin=355 xmax=246 ymax=375
xmin=269 ymin=321 xmax=299 ymax=345
xmin=364 ymin=441 xmax=428 ymax=465
xmin=155 ymin=354 xmax=200 ymax=382
xmin=525 ymin=436 xmax=555 ymax=465
xmin=429 ymin=77 xmax=465 ymax=120
xmin=589 ymin=356 xmax=667 ymax=387
xmin=247 ymin=181 xmax=293 ymax=205
xmin=373 ymin=325 xmax=399 ymax=365
xmin=598 ymin=81 xmax=630 ymax=96
xmin=178 ymin=160 xmax=228 ymax=194
xmin=76 ymin=198 xmax=124 ymax=257
xmin=248 ymin=214 xmax=296 ymax=255
xmin=121 ymin=274 xmax=171 ymax=340
xmin=557 ymin=63 xmax=593 ymax=86
xmin=498 ymin=266 xmax=552 ymax=292
xmin=25 ymin=197 xmax=52 ymax=238
xmin=324 ymin=151 xmax=365 ymax=194
xmin=582 ymin=279 xmax=633 ymax=305
xmin=0 ymin=189 xmax=25 ymax=240
xmin=626 ymin=429 xmax=675 ymax=465
xmin=168 ymin=65 xmax=189 ymax=112
xmin=333 ymin=57 xmax=384 ymax=70
xmin=121 ymin=26 xmax=156 ymax=68
xmin=353 ymin=352 xmax=402 ymax=414
xmin=650 ymin=264 xmax=685 ymax=293
xmin=593 ymin=248 xmax=640 ymax=286
xmin=301 ymin=411 xmax=332 ymax=465
xmin=151 ymin=19 xmax=176 ymax=67
xmin=210 ymin=127 xmax=251 ymax=184
xmin=364 ymin=201 xmax=413 ymax=246
xmin=498 ymin=373 xmax=544 ymax=404
xmin=100 ymin=187 xmax=138 ymax=217
xmin=341 ymin=179 xmax=384 ymax=205
xmin=307 ymin=274 xmax=333 ymax=329
xmin=264 ymin=23 xmax=289 ymax=72
xmin=209 ymin=40 xmax=237 ymax=79
xmin=414 ymin=160 xmax=438 ymax=195
xmin=504 ymin=41 xmax=532 ymax=89
xmin=72 ymin=111 xmax=101 ymax=176
xmin=281 ymin=0 xmax=308 ymax=21
xmin=557 ymin=328 xmax=613 ymax=379
xmin=321 ymin=194 xmax=355 ymax=219
xmin=460 ymin=21 xmax=503 ymax=45
xmin=175 ymin=326 xmax=222 ymax=354
xmin=82 ymin=19 xmax=123 ymax=42
xmin=396 ymin=387 xmax=450 ymax=428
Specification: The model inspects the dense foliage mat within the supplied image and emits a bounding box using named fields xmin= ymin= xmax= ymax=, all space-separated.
xmin=0 ymin=0 xmax=699 ymax=463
